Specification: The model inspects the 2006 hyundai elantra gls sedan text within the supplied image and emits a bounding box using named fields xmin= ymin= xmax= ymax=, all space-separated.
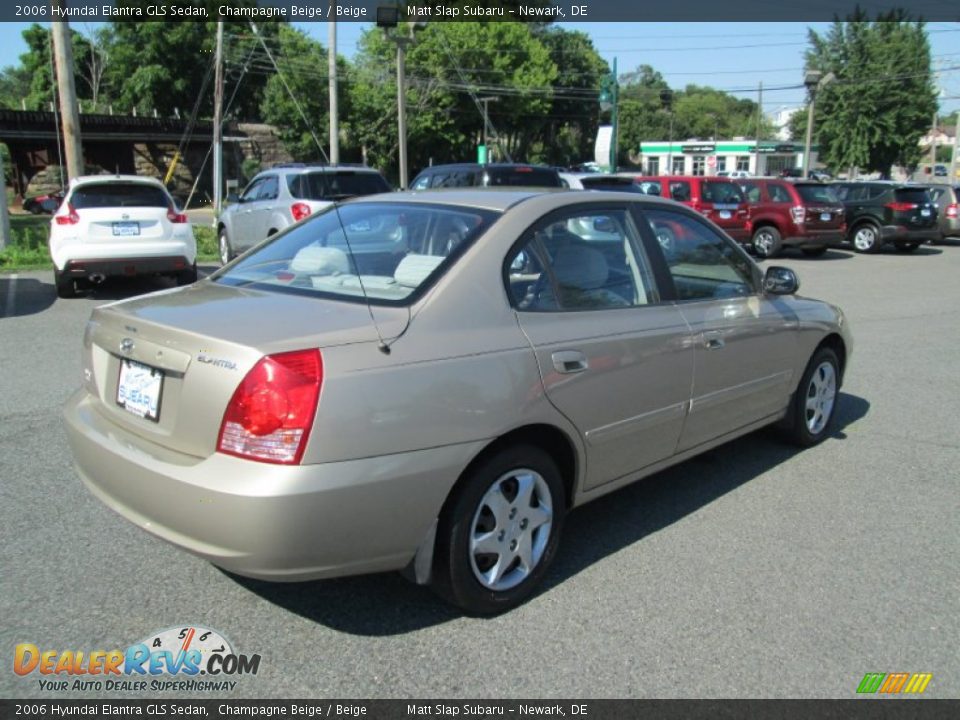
xmin=65 ymin=189 xmax=852 ymax=614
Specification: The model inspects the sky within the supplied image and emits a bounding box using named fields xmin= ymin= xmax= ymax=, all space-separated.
xmin=0 ymin=20 xmax=957 ymax=117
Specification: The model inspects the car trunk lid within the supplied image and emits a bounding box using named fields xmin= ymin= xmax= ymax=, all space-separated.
xmin=81 ymin=281 xmax=409 ymax=458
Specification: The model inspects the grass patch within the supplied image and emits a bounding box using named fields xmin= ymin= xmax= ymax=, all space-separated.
xmin=0 ymin=214 xmax=220 ymax=272
xmin=1 ymin=215 xmax=51 ymax=271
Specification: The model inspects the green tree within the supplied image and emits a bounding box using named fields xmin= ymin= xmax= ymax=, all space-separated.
xmin=804 ymin=12 xmax=937 ymax=176
xmin=258 ymin=24 xmax=351 ymax=162
xmin=16 ymin=24 xmax=95 ymax=111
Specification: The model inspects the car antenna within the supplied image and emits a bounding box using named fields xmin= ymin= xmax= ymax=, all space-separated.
xmin=330 ymin=201 xmax=393 ymax=355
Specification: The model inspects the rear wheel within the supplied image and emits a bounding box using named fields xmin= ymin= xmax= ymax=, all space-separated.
xmin=433 ymin=445 xmax=565 ymax=615
xmin=752 ymin=226 xmax=783 ymax=258
xmin=53 ymin=268 xmax=76 ymax=299
xmin=177 ymin=263 xmax=198 ymax=286
xmin=851 ymin=224 xmax=882 ymax=253
xmin=218 ymin=228 xmax=234 ymax=266
xmin=801 ymin=246 xmax=828 ymax=257
xmin=783 ymin=346 xmax=840 ymax=447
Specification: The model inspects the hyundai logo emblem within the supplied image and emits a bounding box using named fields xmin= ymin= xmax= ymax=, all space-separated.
xmin=120 ymin=338 xmax=135 ymax=355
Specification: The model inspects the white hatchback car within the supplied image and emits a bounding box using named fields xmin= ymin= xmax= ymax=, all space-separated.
xmin=49 ymin=175 xmax=197 ymax=298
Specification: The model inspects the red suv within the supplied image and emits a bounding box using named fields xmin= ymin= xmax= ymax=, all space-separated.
xmin=738 ymin=179 xmax=846 ymax=258
xmin=628 ymin=176 xmax=751 ymax=242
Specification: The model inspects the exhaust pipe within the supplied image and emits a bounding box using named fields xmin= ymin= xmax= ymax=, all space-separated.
xmin=88 ymin=273 xmax=106 ymax=284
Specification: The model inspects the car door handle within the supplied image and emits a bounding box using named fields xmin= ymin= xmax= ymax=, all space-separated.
xmin=551 ymin=350 xmax=588 ymax=374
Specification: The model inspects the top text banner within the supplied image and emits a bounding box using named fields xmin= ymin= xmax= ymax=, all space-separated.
xmin=17 ymin=0 xmax=960 ymax=23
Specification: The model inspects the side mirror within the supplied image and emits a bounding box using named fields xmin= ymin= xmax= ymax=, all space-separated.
xmin=226 ymin=192 xmax=241 ymax=204
xmin=764 ymin=266 xmax=800 ymax=295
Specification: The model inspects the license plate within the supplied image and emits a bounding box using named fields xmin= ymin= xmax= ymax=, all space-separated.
xmin=117 ymin=359 xmax=163 ymax=422
xmin=112 ymin=221 xmax=140 ymax=237
xmin=921 ymin=209 xmax=931 ymax=217
xmin=718 ymin=210 xmax=732 ymax=219
xmin=820 ymin=213 xmax=831 ymax=222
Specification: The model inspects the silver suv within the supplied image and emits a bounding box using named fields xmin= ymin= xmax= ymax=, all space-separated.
xmin=217 ymin=164 xmax=391 ymax=265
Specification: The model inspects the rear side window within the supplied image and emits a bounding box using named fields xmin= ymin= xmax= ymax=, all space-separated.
xmin=485 ymin=168 xmax=562 ymax=187
xmin=637 ymin=181 xmax=662 ymax=196
xmin=795 ymin=184 xmax=839 ymax=203
xmin=894 ymin=188 xmax=931 ymax=204
xmin=768 ymin=183 xmax=793 ymax=203
xmin=70 ymin=183 xmax=169 ymax=209
xmin=288 ymin=171 xmax=390 ymax=200
xmin=701 ymin=181 xmax=744 ymax=204
xmin=740 ymin=182 xmax=762 ymax=203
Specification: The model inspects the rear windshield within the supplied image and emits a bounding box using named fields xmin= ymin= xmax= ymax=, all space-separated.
xmin=700 ymin=181 xmax=744 ymax=204
xmin=287 ymin=171 xmax=390 ymax=201
xmin=70 ymin=183 xmax=169 ymax=209
xmin=579 ymin=177 xmax=645 ymax=193
xmin=485 ymin=168 xmax=562 ymax=187
xmin=794 ymin=184 xmax=839 ymax=204
xmin=214 ymin=202 xmax=500 ymax=305
xmin=895 ymin=188 xmax=931 ymax=204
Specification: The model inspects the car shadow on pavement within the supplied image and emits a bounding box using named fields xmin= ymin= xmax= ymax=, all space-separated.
xmin=784 ymin=248 xmax=854 ymax=261
xmin=0 ymin=276 xmax=56 ymax=317
xmin=231 ymin=392 xmax=870 ymax=635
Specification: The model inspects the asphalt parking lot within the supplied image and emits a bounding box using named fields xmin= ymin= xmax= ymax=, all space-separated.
xmin=1 ymin=241 xmax=958 ymax=699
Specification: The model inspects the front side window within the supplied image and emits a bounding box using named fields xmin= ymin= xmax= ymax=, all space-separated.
xmin=642 ymin=208 xmax=757 ymax=302
xmin=215 ymin=202 xmax=499 ymax=305
xmin=669 ymin=181 xmax=692 ymax=202
xmin=240 ymin=178 xmax=264 ymax=202
xmin=506 ymin=208 xmax=658 ymax=312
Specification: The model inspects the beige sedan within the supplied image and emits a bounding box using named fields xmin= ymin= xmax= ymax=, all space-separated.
xmin=64 ymin=189 xmax=852 ymax=614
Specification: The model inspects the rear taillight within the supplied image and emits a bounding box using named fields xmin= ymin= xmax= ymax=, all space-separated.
xmin=54 ymin=203 xmax=79 ymax=225
xmin=217 ymin=349 xmax=323 ymax=465
xmin=167 ymin=206 xmax=188 ymax=223
xmin=884 ymin=202 xmax=918 ymax=212
xmin=946 ymin=203 xmax=958 ymax=219
xmin=790 ymin=206 xmax=806 ymax=223
xmin=291 ymin=202 xmax=312 ymax=222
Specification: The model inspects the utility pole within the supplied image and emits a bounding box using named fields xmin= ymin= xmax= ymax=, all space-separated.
xmin=802 ymin=71 xmax=833 ymax=179
xmin=328 ymin=10 xmax=339 ymax=165
xmin=754 ymin=81 xmax=763 ymax=176
xmin=213 ymin=21 xmax=224 ymax=216
xmin=51 ymin=14 xmax=84 ymax=181
xmin=929 ymin=109 xmax=938 ymax=171
xmin=0 ymin=150 xmax=10 ymax=250
xmin=610 ymin=57 xmax=619 ymax=173
xmin=480 ymin=96 xmax=499 ymax=163
xmin=396 ymin=36 xmax=410 ymax=189
xmin=950 ymin=110 xmax=958 ymax=182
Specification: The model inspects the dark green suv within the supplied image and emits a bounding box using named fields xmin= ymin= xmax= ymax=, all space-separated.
xmin=830 ymin=182 xmax=938 ymax=253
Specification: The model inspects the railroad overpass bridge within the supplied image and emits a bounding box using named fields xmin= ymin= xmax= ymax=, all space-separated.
xmin=0 ymin=110 xmax=289 ymax=205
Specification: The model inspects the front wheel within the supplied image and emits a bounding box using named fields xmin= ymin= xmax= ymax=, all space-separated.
xmin=433 ymin=445 xmax=566 ymax=615
xmin=218 ymin=229 xmax=234 ymax=266
xmin=783 ymin=346 xmax=840 ymax=447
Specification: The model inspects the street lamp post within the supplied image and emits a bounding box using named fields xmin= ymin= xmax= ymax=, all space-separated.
xmin=803 ymin=70 xmax=835 ymax=179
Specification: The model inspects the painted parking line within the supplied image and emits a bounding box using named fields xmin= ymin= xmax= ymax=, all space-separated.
xmin=2 ymin=273 xmax=17 ymax=318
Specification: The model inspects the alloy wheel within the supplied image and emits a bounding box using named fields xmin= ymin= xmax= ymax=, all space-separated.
xmin=805 ymin=361 xmax=837 ymax=435
xmin=469 ymin=469 xmax=553 ymax=592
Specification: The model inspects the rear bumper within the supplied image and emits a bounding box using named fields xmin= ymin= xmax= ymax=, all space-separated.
xmin=64 ymin=390 xmax=482 ymax=581
xmin=879 ymin=225 xmax=939 ymax=244
xmin=62 ymin=256 xmax=193 ymax=278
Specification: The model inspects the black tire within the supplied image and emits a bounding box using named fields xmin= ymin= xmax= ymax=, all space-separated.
xmin=218 ymin=228 xmax=234 ymax=266
xmin=54 ymin=268 xmax=76 ymax=299
xmin=895 ymin=243 xmax=918 ymax=253
xmin=177 ymin=263 xmax=199 ymax=286
xmin=782 ymin=346 xmax=840 ymax=447
xmin=850 ymin=223 xmax=882 ymax=253
xmin=433 ymin=444 xmax=566 ymax=615
xmin=801 ymin=246 xmax=828 ymax=257
xmin=752 ymin=226 xmax=783 ymax=259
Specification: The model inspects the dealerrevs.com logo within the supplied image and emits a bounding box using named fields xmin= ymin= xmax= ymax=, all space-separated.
xmin=14 ymin=626 xmax=261 ymax=693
